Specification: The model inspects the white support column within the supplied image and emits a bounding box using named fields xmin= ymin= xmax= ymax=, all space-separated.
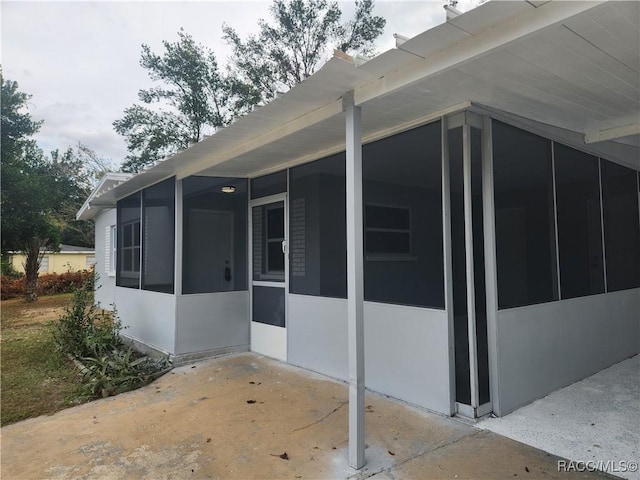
xmin=441 ymin=118 xmax=457 ymax=415
xmin=463 ymin=123 xmax=479 ymax=410
xmin=345 ymin=94 xmax=365 ymax=470
xmin=598 ymin=158 xmax=608 ymax=293
xmin=551 ymin=142 xmax=562 ymax=300
xmin=481 ymin=116 xmax=500 ymax=416
xmin=174 ymin=179 xmax=183 ymax=296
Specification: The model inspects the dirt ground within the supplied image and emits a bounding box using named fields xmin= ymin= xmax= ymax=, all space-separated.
xmin=1 ymin=294 xmax=70 ymax=329
xmin=1 ymin=353 xmax=616 ymax=480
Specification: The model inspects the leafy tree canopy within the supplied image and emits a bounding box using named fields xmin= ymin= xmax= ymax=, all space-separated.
xmin=223 ymin=0 xmax=386 ymax=108
xmin=114 ymin=29 xmax=234 ymax=173
xmin=1 ymin=73 xmax=93 ymax=300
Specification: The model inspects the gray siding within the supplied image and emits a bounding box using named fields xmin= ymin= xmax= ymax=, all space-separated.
xmin=175 ymin=291 xmax=250 ymax=355
xmin=115 ymin=287 xmax=176 ymax=354
xmin=495 ymin=288 xmax=640 ymax=415
xmin=288 ymin=294 xmax=453 ymax=415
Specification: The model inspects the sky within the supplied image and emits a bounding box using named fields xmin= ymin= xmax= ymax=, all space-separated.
xmin=2 ymin=0 xmax=482 ymax=167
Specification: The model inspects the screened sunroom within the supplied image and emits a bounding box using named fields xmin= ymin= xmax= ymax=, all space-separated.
xmin=80 ymin=1 xmax=639 ymax=439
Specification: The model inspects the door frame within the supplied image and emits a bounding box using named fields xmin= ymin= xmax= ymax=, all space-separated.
xmin=249 ymin=192 xmax=288 ymax=361
xmin=446 ymin=111 xmax=493 ymax=418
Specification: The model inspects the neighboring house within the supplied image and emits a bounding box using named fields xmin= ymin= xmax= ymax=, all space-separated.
xmin=10 ymin=244 xmax=96 ymax=274
xmin=78 ymin=0 xmax=639 ymax=427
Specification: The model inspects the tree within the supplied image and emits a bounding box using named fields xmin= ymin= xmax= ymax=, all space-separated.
xmin=114 ymin=29 xmax=233 ymax=173
xmin=223 ymin=0 xmax=386 ymax=109
xmin=50 ymin=145 xmax=97 ymax=248
xmin=1 ymin=74 xmax=91 ymax=301
xmin=1 ymin=73 xmax=42 ymax=160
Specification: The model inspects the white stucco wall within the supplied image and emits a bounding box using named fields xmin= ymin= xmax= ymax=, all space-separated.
xmin=494 ymin=288 xmax=640 ymax=416
xmin=94 ymin=209 xmax=117 ymax=309
xmin=114 ymin=287 xmax=176 ymax=355
xmin=288 ymin=294 xmax=453 ymax=415
xmin=175 ymin=291 xmax=250 ymax=356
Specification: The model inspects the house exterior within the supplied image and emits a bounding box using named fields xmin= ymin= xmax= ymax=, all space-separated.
xmin=79 ymin=0 xmax=639 ymax=445
xmin=10 ymin=244 xmax=96 ymax=274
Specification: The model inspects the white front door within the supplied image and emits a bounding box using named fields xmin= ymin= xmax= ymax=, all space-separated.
xmin=250 ymin=194 xmax=287 ymax=361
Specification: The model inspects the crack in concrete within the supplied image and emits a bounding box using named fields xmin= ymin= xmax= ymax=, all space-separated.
xmin=292 ymin=401 xmax=348 ymax=432
xmin=352 ymin=429 xmax=482 ymax=480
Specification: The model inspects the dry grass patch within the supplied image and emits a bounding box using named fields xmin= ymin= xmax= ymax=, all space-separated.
xmin=1 ymin=294 xmax=83 ymax=426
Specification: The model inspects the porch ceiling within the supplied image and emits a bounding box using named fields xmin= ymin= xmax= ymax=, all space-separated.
xmin=91 ymin=0 xmax=639 ymax=208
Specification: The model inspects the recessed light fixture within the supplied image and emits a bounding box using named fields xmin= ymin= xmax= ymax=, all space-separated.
xmin=221 ymin=185 xmax=236 ymax=193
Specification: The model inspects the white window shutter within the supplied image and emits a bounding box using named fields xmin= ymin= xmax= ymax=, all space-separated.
xmin=104 ymin=225 xmax=111 ymax=274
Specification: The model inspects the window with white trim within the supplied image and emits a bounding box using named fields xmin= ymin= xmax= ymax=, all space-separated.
xmin=121 ymin=221 xmax=141 ymax=274
xmin=39 ymin=256 xmax=49 ymax=273
xmin=116 ymin=191 xmax=142 ymax=288
xmin=105 ymin=225 xmax=117 ymax=276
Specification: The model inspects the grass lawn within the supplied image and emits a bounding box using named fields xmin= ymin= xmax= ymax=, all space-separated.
xmin=1 ymin=294 xmax=84 ymax=426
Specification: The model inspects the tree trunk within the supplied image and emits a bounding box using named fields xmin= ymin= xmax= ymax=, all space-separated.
xmin=23 ymin=239 xmax=45 ymax=303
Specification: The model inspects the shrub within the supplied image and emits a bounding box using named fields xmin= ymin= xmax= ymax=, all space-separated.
xmin=52 ymin=278 xmax=170 ymax=400
xmin=79 ymin=350 xmax=168 ymax=399
xmin=0 ymin=255 xmax=21 ymax=278
xmin=1 ymin=269 xmax=94 ymax=300
xmin=52 ymin=276 xmax=120 ymax=358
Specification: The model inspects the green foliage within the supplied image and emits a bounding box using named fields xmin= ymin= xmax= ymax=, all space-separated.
xmin=52 ymin=279 xmax=170 ymax=400
xmin=223 ymin=0 xmax=386 ymax=108
xmin=115 ymin=1 xmax=386 ymax=172
xmin=1 ymin=296 xmax=81 ymax=426
xmin=1 ymin=74 xmax=94 ymax=301
xmin=52 ymin=277 xmax=121 ymax=358
xmin=0 ymin=255 xmax=21 ymax=278
xmin=114 ymin=29 xmax=234 ymax=173
xmin=79 ymin=350 xmax=168 ymax=399
xmin=0 ymin=70 xmax=42 ymax=161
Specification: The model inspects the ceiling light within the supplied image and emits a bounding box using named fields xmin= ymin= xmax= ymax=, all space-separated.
xmin=221 ymin=185 xmax=236 ymax=193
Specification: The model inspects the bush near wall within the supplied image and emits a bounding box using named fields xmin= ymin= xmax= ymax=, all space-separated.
xmin=1 ymin=270 xmax=94 ymax=300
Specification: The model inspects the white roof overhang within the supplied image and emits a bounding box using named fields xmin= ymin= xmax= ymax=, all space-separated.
xmin=76 ymin=172 xmax=134 ymax=220
xmin=92 ymin=0 xmax=639 ymax=208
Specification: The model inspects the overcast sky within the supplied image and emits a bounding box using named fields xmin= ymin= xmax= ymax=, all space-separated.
xmin=2 ymin=0 xmax=481 ymax=167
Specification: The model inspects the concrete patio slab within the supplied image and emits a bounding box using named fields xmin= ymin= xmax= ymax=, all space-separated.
xmin=479 ymin=355 xmax=639 ymax=480
xmin=1 ymin=353 xmax=618 ymax=479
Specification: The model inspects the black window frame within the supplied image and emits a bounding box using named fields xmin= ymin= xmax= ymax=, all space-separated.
xmin=364 ymin=204 xmax=413 ymax=258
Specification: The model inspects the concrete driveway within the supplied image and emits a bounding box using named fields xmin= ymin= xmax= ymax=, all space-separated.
xmin=479 ymin=355 xmax=639 ymax=480
xmin=1 ymin=353 xmax=616 ymax=479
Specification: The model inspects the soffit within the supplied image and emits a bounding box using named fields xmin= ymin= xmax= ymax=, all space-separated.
xmin=95 ymin=0 xmax=639 ymax=206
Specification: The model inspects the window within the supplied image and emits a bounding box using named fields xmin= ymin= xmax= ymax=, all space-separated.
xmin=265 ymin=205 xmax=285 ymax=274
xmin=253 ymin=201 xmax=285 ymax=282
xmin=183 ymin=177 xmax=248 ymax=294
xmin=141 ymin=178 xmax=175 ymax=293
xmin=365 ymin=205 xmax=411 ymax=256
xmin=117 ymin=179 xmax=176 ymax=292
xmin=110 ymin=226 xmax=117 ymax=275
xmin=117 ymin=191 xmax=141 ymax=288
xmin=362 ymin=121 xmax=444 ymax=309
xmin=493 ymin=121 xmax=558 ymax=308
xmin=104 ymin=225 xmax=117 ymax=276
xmin=601 ymin=160 xmax=640 ymax=291
xmin=39 ymin=256 xmax=49 ymax=273
xmin=121 ymin=220 xmax=141 ymax=275
xmin=289 ymin=153 xmax=347 ymax=298
xmin=554 ymin=143 xmax=605 ymax=299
